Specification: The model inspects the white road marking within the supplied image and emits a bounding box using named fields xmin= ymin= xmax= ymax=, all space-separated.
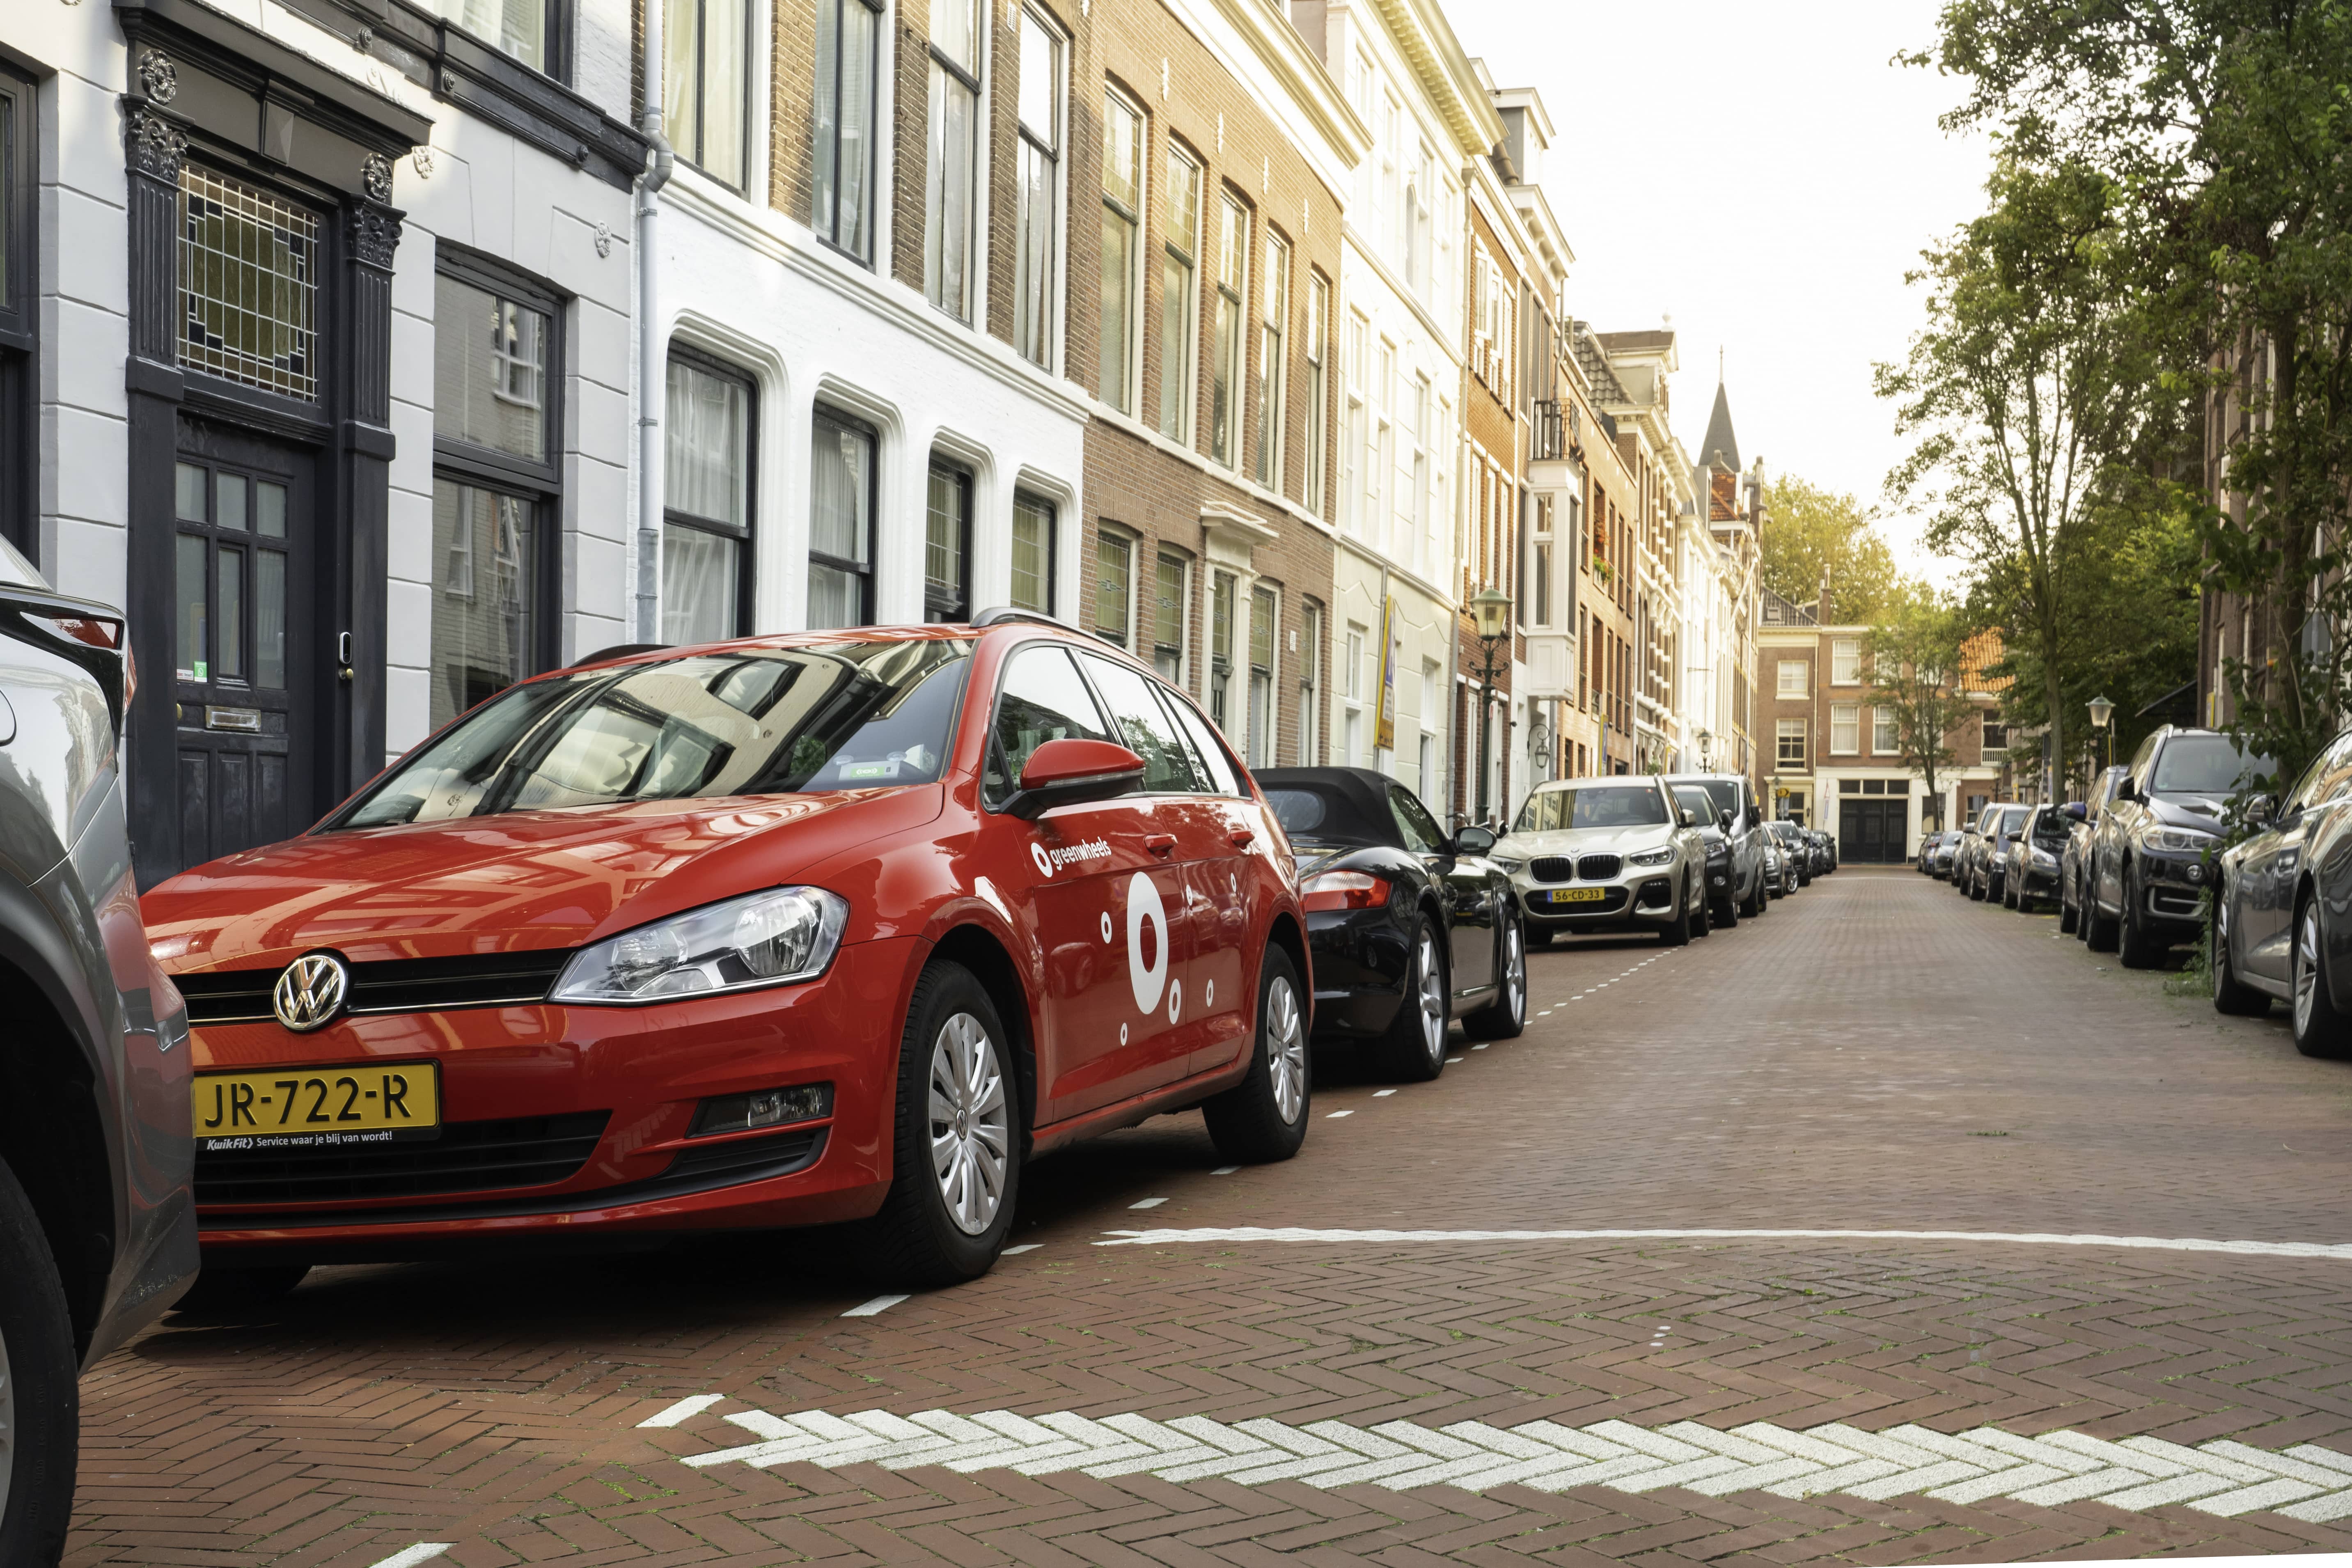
xmin=640 ymin=1394 xmax=726 ymax=1427
xmin=1129 ymin=1197 xmax=1167 ymax=1208
xmin=1089 ymin=1226 xmax=2352 ymax=1261
xmin=1327 ymin=1110 xmax=1353 ymax=1119
xmin=1373 ymin=1089 xmax=1396 ymax=1098
xmin=1471 ymin=1044 xmax=1489 ymax=1050
xmin=369 ymin=1548 xmax=454 ymax=1568
xmin=1211 ymin=1165 xmax=1239 ymax=1175
xmin=670 ymin=1406 xmax=2352 ymax=1519
xmin=1003 ymin=1244 xmax=1042 ymax=1254
xmin=841 ymin=1294 xmax=910 ymax=1317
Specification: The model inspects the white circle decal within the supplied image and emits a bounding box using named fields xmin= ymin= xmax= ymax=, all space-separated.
xmin=1205 ymin=979 xmax=1215 ymax=1008
xmin=1126 ymin=871 xmax=1169 ymax=1014
xmin=1120 ymin=1022 xmax=1128 ymax=1045
xmin=1100 ymin=912 xmax=1114 ymax=943
xmin=1168 ymin=979 xmax=1183 ymax=1023
xmin=1030 ymin=842 xmax=1055 ymax=878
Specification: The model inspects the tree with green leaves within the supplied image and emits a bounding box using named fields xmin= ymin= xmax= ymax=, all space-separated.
xmin=1866 ymin=593 xmax=1977 ymax=832
xmin=1919 ymin=0 xmax=2352 ymax=785
xmin=1758 ymin=476 xmax=1903 ymax=622
xmin=1875 ymin=156 xmax=2173 ymax=807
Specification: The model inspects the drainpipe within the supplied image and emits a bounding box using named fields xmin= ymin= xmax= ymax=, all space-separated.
xmin=634 ymin=2 xmax=676 ymax=644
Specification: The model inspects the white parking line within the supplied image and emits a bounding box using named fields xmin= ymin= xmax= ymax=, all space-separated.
xmin=1373 ymin=1089 xmax=1396 ymax=1098
xmin=369 ymin=1547 xmax=454 ymax=1568
xmin=1211 ymin=1165 xmax=1239 ymax=1175
xmin=841 ymin=1294 xmax=910 ymax=1317
xmin=1089 ymin=1227 xmax=2352 ymax=1261
xmin=1003 ymin=1244 xmax=1042 ymax=1254
xmin=1129 ymin=1197 xmax=1167 ymax=1208
xmin=639 ymin=1394 xmax=726 ymax=1427
xmin=1327 ymin=1110 xmax=1353 ymax=1119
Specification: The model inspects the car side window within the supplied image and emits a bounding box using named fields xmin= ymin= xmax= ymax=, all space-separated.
xmin=1077 ymin=653 xmax=1203 ymax=794
xmin=1389 ymin=786 xmax=1446 ymax=854
xmin=986 ymin=644 xmax=1116 ymax=807
xmin=1160 ymin=686 xmax=1242 ymax=796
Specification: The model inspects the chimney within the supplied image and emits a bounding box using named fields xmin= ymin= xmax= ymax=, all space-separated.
xmin=1817 ymin=571 xmax=1834 ymax=627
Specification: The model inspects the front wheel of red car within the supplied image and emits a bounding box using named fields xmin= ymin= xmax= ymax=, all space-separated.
xmin=862 ymin=960 xmax=1021 ymax=1288
xmin=1202 ymin=947 xmax=1310 ymax=1164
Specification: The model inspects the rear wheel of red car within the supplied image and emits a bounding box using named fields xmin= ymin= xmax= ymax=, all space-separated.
xmin=863 ymin=960 xmax=1020 ymax=1288
xmin=1203 ymin=947 xmax=1309 ymax=1163
xmin=0 ymin=1154 xmax=78 ymax=1566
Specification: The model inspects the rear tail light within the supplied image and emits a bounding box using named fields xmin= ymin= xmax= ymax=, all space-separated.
xmin=1300 ymin=870 xmax=1391 ymax=911
xmin=37 ymin=613 xmax=124 ymax=650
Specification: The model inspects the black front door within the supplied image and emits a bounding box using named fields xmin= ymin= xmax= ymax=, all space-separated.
xmin=1839 ymin=799 xmax=1907 ymax=864
xmin=167 ymin=418 xmax=320 ymax=872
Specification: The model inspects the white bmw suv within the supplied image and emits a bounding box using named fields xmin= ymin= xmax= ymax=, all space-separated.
xmin=1493 ymin=777 xmax=1712 ymax=947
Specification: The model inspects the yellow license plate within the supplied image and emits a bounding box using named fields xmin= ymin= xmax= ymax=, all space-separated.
xmin=1547 ymin=887 xmax=1607 ymax=903
xmin=193 ymin=1063 xmax=441 ymax=1151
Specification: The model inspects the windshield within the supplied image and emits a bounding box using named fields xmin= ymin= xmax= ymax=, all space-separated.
xmin=1516 ymin=784 xmax=1669 ymax=831
xmin=338 ymin=638 xmax=972 ymax=828
xmin=2032 ymin=809 xmax=2069 ymax=841
xmin=1994 ymin=807 xmax=2027 ymax=835
xmin=1673 ymin=787 xmax=1716 ymax=824
xmin=2150 ymin=734 xmax=2274 ymax=797
xmin=1675 ymin=779 xmax=1738 ymax=820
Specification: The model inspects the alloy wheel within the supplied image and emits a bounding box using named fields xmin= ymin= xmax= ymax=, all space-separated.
xmin=1414 ymin=933 xmax=1446 ymax=1066
xmin=1265 ymin=974 xmax=1307 ymax=1123
xmin=927 ymin=1011 xmax=1010 ymax=1236
xmin=2297 ymin=905 xmax=2322 ymax=1037
xmin=1503 ymin=923 xmax=1526 ymax=1023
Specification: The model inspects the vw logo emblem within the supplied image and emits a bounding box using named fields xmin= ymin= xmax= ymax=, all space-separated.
xmin=273 ymin=953 xmax=349 ymax=1033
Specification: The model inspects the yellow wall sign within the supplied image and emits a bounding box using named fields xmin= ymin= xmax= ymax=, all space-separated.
xmin=1374 ymin=595 xmax=1398 ymax=754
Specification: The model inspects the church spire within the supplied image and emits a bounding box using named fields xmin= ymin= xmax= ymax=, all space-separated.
xmin=1701 ymin=372 xmax=1740 ymax=472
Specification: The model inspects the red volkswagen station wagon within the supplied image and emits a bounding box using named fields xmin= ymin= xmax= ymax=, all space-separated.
xmin=143 ymin=614 xmax=1311 ymax=1297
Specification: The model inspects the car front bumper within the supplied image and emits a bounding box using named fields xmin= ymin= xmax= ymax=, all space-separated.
xmin=183 ymin=934 xmax=930 ymax=1260
xmin=1516 ymin=871 xmax=1680 ymax=932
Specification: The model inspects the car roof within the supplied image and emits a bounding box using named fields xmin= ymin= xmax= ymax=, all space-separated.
xmin=1254 ymin=768 xmax=1405 ymax=848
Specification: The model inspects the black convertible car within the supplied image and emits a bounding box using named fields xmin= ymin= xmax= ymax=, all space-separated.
xmin=1256 ymin=768 xmax=1527 ymax=1080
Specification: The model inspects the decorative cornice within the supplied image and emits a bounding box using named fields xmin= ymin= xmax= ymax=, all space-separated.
xmin=124 ymin=104 xmax=189 ymax=181
xmin=1366 ymin=0 xmax=1506 ymax=158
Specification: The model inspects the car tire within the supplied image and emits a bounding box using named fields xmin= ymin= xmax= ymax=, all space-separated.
xmin=2117 ymin=866 xmax=2165 ymax=969
xmin=1373 ymin=917 xmax=1449 ymax=1082
xmin=2292 ymin=898 xmax=2352 ymax=1057
xmin=1659 ymin=883 xmax=1694 ymax=946
xmin=0 ymin=1155 xmax=78 ymax=1568
xmin=860 ymin=960 xmax=1021 ymax=1288
xmin=2212 ymin=898 xmax=2268 ymax=1017
xmin=1692 ymin=879 xmax=1713 ymax=938
xmin=2003 ymin=878 xmax=2019 ymax=910
xmin=1711 ymin=885 xmax=1739 ymax=928
xmin=170 ymin=1263 xmax=311 ymax=1314
xmin=1204 ymin=947 xmax=1311 ymax=1161
xmin=2084 ymin=873 xmax=2120 ymax=951
xmin=1463 ymin=918 xmax=1527 ymax=1040
xmin=2059 ymin=876 xmax=2079 ymax=935
xmin=1741 ymin=872 xmax=1765 ymax=919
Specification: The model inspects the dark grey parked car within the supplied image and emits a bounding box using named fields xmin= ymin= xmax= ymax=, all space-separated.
xmin=1966 ymin=802 xmax=2029 ymax=902
xmin=2061 ymin=765 xmax=2131 ymax=936
xmin=1662 ymin=773 xmax=1771 ymax=920
xmin=2213 ymin=727 xmax=2352 ymax=1050
xmin=0 ymin=539 xmax=196 ymax=1558
xmin=2085 ymin=726 xmax=2273 ymax=966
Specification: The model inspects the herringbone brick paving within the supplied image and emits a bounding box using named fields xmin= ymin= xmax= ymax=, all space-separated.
xmin=66 ymin=871 xmax=2352 ymax=1563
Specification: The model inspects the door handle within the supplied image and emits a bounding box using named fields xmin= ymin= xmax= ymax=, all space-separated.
xmin=1229 ymin=827 xmax=1256 ymax=848
xmin=1146 ymin=834 xmax=1176 ymax=856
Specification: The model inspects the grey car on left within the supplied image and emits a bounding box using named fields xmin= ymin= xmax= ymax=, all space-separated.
xmin=0 ymin=537 xmax=197 ymax=1560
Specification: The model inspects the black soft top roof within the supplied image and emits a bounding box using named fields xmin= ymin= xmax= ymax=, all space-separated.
xmin=1254 ymin=767 xmax=1403 ymax=847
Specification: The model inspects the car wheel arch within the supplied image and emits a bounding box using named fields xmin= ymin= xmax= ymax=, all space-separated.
xmin=1263 ymin=910 xmax=1311 ymax=1034
xmin=0 ymin=950 xmax=115 ymax=1362
xmin=923 ymin=924 xmax=1038 ymax=1151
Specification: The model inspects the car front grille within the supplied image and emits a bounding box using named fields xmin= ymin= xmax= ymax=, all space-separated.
xmin=1577 ymin=853 xmax=1623 ymax=881
xmin=176 ymin=948 xmax=574 ymax=1026
xmin=1529 ymin=856 xmax=1575 ymax=884
xmin=195 ymin=1111 xmax=610 ymax=1206
xmin=665 ymin=1126 xmax=828 ymax=1184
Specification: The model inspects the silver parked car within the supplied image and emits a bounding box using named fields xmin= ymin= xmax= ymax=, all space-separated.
xmin=0 ymin=537 xmax=196 ymax=1557
xmin=1494 ymin=777 xmax=1711 ymax=946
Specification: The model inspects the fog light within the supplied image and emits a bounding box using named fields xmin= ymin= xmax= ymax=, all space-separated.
xmin=691 ymin=1082 xmax=833 ymax=1137
xmin=1710 ymin=874 xmax=1727 ymax=886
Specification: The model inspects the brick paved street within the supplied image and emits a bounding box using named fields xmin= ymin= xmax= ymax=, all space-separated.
xmin=68 ymin=869 xmax=2352 ymax=1566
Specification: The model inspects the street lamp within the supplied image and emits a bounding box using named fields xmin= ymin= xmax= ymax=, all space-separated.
xmin=2087 ymin=693 xmax=2115 ymax=773
xmin=1697 ymin=728 xmax=1713 ymax=771
xmin=1468 ymin=586 xmax=1513 ymax=826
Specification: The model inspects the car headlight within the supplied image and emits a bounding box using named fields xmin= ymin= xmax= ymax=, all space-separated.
xmin=2031 ymin=848 xmax=2057 ymax=867
xmin=1627 ymin=846 xmax=1676 ymax=867
xmin=1491 ymin=856 xmax=1526 ymax=873
xmin=552 ymin=886 xmax=850 ymax=1004
xmin=2141 ymin=826 xmax=2217 ymax=854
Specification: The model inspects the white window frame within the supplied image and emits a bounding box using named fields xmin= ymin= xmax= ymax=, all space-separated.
xmin=1830 ymin=703 xmax=1860 ymax=755
xmin=1011 ymin=4 xmax=1064 ymax=369
xmin=1777 ymin=658 xmax=1807 ymax=697
xmin=1830 ymin=637 xmax=1861 ymax=685
xmin=923 ymin=0 xmax=983 ymax=321
xmin=1777 ymin=718 xmax=1806 ymax=768
xmin=1256 ymin=230 xmax=1288 ymax=492
xmin=1304 ymin=272 xmax=1328 ymax=517
xmin=1096 ymin=86 xmax=1145 ymax=413
xmin=1873 ymin=705 xmax=1899 ymax=754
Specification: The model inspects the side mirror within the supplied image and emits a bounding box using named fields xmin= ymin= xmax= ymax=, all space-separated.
xmin=1678 ymin=807 xmax=1696 ymax=828
xmin=2116 ymin=779 xmax=2141 ymax=804
xmin=1007 ymin=738 xmax=1146 ymax=821
xmin=1718 ymin=809 xmax=1735 ymax=832
xmin=1455 ymin=825 xmax=1497 ymax=854
xmin=2247 ymin=794 xmax=2276 ymax=828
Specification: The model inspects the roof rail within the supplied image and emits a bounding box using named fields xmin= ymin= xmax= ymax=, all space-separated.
xmin=968 ymin=606 xmax=1128 ymax=649
xmin=570 ymin=641 xmax=670 ymax=668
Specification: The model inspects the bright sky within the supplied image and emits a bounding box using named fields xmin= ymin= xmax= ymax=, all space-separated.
xmin=1449 ymin=0 xmax=1994 ymax=589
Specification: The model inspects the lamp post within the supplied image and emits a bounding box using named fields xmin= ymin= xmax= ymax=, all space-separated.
xmin=2087 ymin=693 xmax=2115 ymax=774
xmin=1697 ymin=728 xmax=1713 ymax=772
xmin=1469 ymin=585 xmax=1513 ymax=827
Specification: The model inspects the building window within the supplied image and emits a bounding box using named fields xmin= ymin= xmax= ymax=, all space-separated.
xmin=1209 ymin=570 xmax=1237 ymax=731
xmin=1011 ymin=491 xmax=1055 ymax=613
xmin=1013 ymin=7 xmax=1061 ymax=367
xmin=1098 ymin=89 xmax=1144 ymax=413
xmin=1093 ymin=527 xmax=1135 ymax=647
xmin=1370 ymin=339 xmax=1393 ymax=550
xmin=0 ymin=67 xmax=32 ymax=560
xmin=1344 ymin=621 xmax=1366 ymax=764
xmin=1299 ymin=599 xmax=1322 ymax=764
xmin=1157 ymin=148 xmax=1201 ymax=442
xmin=1983 ymin=718 xmax=2009 ymax=752
xmin=1529 ymin=498 xmax=1552 ymax=628
xmin=1255 ymin=232 xmax=1288 ymax=490
xmin=1777 ymin=719 xmax=1805 ymax=769
xmin=1210 ymin=195 xmax=1248 ymax=468
xmin=179 ymin=165 xmax=319 ymax=401
xmin=431 ymin=0 xmax=558 ymax=73
xmin=809 ymin=408 xmax=876 ymax=628
xmin=1407 ymin=373 xmax=1430 ymax=566
xmin=1830 ymin=703 xmax=1860 ymax=754
xmin=663 ymin=349 xmax=754 ymax=646
xmin=924 ymin=458 xmax=972 ymax=620
xmin=665 ymin=0 xmax=747 ymax=186
xmin=1303 ymin=273 xmax=1328 ymax=518
xmin=1873 ymin=706 xmax=1898 ymax=754
xmin=1247 ymin=583 xmax=1278 ymax=765
xmin=814 ymin=0 xmax=882 ymax=259
xmin=1151 ymin=549 xmax=1188 ymax=682
xmin=1404 ymin=141 xmax=1433 ymax=293
xmin=1830 ymin=637 xmax=1861 ymax=685
xmin=925 ymin=0 xmax=981 ymax=320
xmin=1777 ymin=658 xmax=1807 ymax=697
xmin=431 ymin=257 xmax=561 ymax=730
xmin=1341 ymin=310 xmax=1367 ymax=532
